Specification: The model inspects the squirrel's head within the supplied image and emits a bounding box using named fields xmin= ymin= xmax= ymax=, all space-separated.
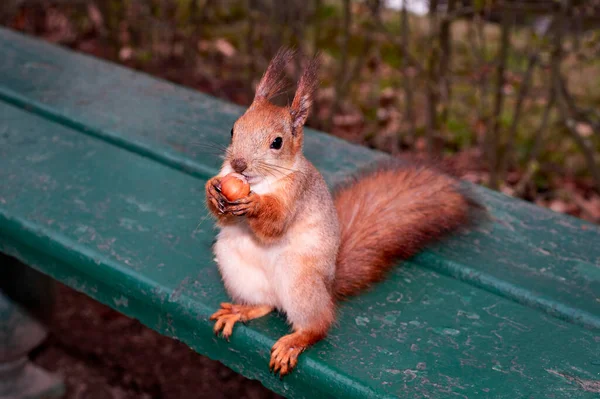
xmin=223 ymin=48 xmax=319 ymax=185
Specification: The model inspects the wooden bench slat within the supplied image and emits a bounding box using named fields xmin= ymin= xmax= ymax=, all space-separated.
xmin=0 ymin=27 xmax=381 ymax=185
xmin=1 ymin=97 xmax=599 ymax=399
xmin=1 ymin=28 xmax=598 ymax=330
xmin=1 ymin=28 xmax=600 ymax=398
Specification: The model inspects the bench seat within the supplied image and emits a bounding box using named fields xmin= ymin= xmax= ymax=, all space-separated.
xmin=1 ymin=28 xmax=599 ymax=398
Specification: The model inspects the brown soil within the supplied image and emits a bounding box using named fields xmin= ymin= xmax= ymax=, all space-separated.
xmin=31 ymin=283 xmax=282 ymax=399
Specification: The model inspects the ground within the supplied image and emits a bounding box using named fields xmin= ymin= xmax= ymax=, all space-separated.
xmin=32 ymin=283 xmax=282 ymax=399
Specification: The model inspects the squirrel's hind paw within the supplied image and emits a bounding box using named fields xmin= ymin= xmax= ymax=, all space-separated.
xmin=270 ymin=328 xmax=325 ymax=377
xmin=210 ymin=303 xmax=273 ymax=340
xmin=270 ymin=338 xmax=303 ymax=377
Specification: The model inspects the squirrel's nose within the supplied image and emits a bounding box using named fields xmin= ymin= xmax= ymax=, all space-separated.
xmin=231 ymin=158 xmax=248 ymax=173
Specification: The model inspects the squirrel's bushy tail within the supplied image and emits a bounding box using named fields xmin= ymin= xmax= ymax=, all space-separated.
xmin=333 ymin=161 xmax=477 ymax=299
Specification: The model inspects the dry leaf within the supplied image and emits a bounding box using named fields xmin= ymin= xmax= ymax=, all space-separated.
xmin=197 ymin=40 xmax=210 ymax=52
xmin=379 ymin=87 xmax=396 ymax=107
xmin=87 ymin=3 xmax=104 ymax=32
xmin=575 ymin=122 xmax=593 ymax=138
xmin=214 ymin=39 xmax=236 ymax=58
xmin=119 ymin=47 xmax=133 ymax=61
xmin=377 ymin=108 xmax=390 ymax=123
xmin=500 ymin=184 xmax=515 ymax=197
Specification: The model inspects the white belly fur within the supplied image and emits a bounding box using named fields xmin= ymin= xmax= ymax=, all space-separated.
xmin=213 ymin=223 xmax=282 ymax=306
xmin=213 ymin=159 xmax=297 ymax=307
xmin=213 ymin=157 xmax=339 ymax=323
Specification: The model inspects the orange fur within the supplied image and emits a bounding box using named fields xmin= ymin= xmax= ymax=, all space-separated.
xmin=206 ymin=47 xmax=482 ymax=377
xmin=254 ymin=48 xmax=295 ymax=101
xmin=269 ymin=260 xmax=335 ymax=376
xmin=247 ymin=168 xmax=308 ymax=242
xmin=333 ymin=161 xmax=475 ymax=298
xmin=247 ymin=193 xmax=289 ymax=242
xmin=211 ymin=303 xmax=273 ymax=340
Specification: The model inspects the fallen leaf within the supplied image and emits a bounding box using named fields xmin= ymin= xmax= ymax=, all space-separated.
xmin=214 ymin=39 xmax=236 ymax=58
xmin=87 ymin=3 xmax=104 ymax=33
xmin=379 ymin=87 xmax=396 ymax=107
xmin=575 ymin=122 xmax=593 ymax=138
xmin=119 ymin=47 xmax=133 ymax=61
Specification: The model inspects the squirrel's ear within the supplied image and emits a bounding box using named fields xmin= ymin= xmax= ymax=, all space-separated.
xmin=254 ymin=47 xmax=295 ymax=102
xmin=290 ymin=55 xmax=320 ymax=134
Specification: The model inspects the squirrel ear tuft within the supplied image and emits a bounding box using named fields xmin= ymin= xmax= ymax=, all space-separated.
xmin=290 ymin=55 xmax=320 ymax=134
xmin=254 ymin=47 xmax=296 ymax=102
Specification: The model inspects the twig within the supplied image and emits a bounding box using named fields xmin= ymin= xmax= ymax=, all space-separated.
xmin=341 ymin=21 xmax=374 ymax=91
xmin=440 ymin=5 xmax=476 ymax=22
xmin=425 ymin=0 xmax=440 ymax=156
xmin=513 ymin=87 xmax=555 ymax=197
xmin=308 ymin=0 xmax=323 ymax=128
xmin=486 ymin=5 xmax=511 ymax=190
xmin=400 ymin=0 xmax=416 ymax=143
xmin=327 ymin=0 xmax=376 ymax=131
xmin=326 ymin=0 xmax=351 ymax=131
xmin=245 ymin=0 xmax=257 ymax=99
xmin=557 ymin=70 xmax=600 ymax=132
xmin=550 ymin=0 xmax=600 ymax=193
xmin=312 ymin=0 xmax=322 ymax=52
xmin=370 ymin=10 xmax=425 ymax=75
xmin=468 ymin=13 xmax=491 ymax=136
xmin=291 ymin=2 xmax=306 ymax=82
xmin=438 ymin=0 xmax=456 ymax=124
xmin=498 ymin=52 xmax=539 ymax=181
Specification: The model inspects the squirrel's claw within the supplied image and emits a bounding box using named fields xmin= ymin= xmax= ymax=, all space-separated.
xmin=210 ymin=304 xmax=242 ymax=340
xmin=208 ymin=196 xmax=224 ymax=213
xmin=222 ymin=192 xmax=259 ymax=216
xmin=212 ymin=313 xmax=240 ymax=340
xmin=269 ymin=335 xmax=304 ymax=378
xmin=229 ymin=196 xmax=252 ymax=205
xmin=210 ymin=303 xmax=273 ymax=341
xmin=206 ymin=176 xmax=230 ymax=215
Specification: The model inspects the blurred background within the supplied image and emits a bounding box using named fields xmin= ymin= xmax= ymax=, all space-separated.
xmin=1 ymin=0 xmax=599 ymax=397
xmin=2 ymin=0 xmax=600 ymax=223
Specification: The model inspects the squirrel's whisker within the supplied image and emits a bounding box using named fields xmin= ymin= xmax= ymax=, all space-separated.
xmin=256 ymin=165 xmax=277 ymax=180
xmin=183 ymin=140 xmax=228 ymax=149
xmin=256 ymin=163 xmax=296 ymax=182
xmin=258 ymin=161 xmax=305 ymax=176
xmin=257 ymin=160 xmax=302 ymax=176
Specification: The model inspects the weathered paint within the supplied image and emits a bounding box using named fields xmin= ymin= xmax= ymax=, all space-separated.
xmin=0 ymin=28 xmax=599 ymax=398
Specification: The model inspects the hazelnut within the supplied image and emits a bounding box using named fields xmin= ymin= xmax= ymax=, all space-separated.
xmin=220 ymin=173 xmax=250 ymax=201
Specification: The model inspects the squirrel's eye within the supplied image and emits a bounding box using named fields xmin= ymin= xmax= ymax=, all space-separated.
xmin=230 ymin=128 xmax=234 ymax=138
xmin=270 ymin=137 xmax=283 ymax=150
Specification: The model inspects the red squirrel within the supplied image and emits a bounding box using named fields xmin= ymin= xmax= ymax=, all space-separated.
xmin=205 ymin=48 xmax=477 ymax=376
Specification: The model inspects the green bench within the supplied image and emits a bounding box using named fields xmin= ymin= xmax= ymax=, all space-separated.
xmin=0 ymin=27 xmax=599 ymax=398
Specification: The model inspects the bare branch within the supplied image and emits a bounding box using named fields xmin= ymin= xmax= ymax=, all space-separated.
xmin=425 ymin=0 xmax=440 ymax=156
xmin=438 ymin=0 xmax=456 ymax=124
xmin=369 ymin=9 xmax=425 ymax=75
xmin=486 ymin=6 xmax=511 ymax=190
xmin=400 ymin=0 xmax=416 ymax=143
xmin=551 ymin=0 xmax=600 ymax=192
xmin=498 ymin=52 xmax=539 ymax=181
xmin=326 ymin=0 xmax=351 ymax=130
xmin=513 ymin=87 xmax=555 ymax=198
xmin=467 ymin=14 xmax=491 ymax=131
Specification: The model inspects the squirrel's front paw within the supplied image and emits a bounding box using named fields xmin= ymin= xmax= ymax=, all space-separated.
xmin=223 ymin=192 xmax=260 ymax=216
xmin=206 ymin=176 xmax=228 ymax=214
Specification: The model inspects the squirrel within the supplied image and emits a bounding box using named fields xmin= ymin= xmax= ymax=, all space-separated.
xmin=205 ymin=48 xmax=479 ymax=377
